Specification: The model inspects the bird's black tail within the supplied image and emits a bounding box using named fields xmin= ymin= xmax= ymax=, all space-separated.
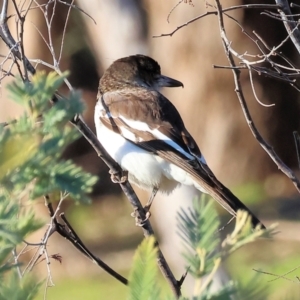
xmin=207 ymin=181 xmax=265 ymax=229
xmin=191 ymin=167 xmax=265 ymax=229
xmin=154 ymin=142 xmax=265 ymax=229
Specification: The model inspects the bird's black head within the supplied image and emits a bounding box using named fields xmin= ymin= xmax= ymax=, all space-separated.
xmin=99 ymin=54 xmax=183 ymax=93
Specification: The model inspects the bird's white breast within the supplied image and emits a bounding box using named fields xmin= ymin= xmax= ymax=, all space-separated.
xmin=94 ymin=101 xmax=201 ymax=193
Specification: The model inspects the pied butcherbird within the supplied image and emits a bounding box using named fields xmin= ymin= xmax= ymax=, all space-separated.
xmin=94 ymin=54 xmax=264 ymax=229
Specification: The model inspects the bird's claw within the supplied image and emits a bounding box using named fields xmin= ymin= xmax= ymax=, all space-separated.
xmin=131 ymin=206 xmax=152 ymax=227
xmin=109 ymin=170 xmax=128 ymax=183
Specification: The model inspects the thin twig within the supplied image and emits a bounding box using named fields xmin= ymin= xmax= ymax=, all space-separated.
xmin=58 ymin=0 xmax=73 ymax=64
xmin=12 ymin=248 xmax=22 ymax=279
xmin=253 ymin=266 xmax=300 ymax=283
xmin=57 ymin=0 xmax=96 ymax=24
xmin=167 ymin=0 xmax=184 ymax=23
xmin=59 ymin=212 xmax=128 ymax=285
xmin=248 ymin=68 xmax=275 ymax=107
xmin=293 ymin=131 xmax=300 ymax=170
xmin=275 ymin=0 xmax=300 ymax=54
xmin=291 ymin=3 xmax=300 ymax=9
xmin=12 ymin=0 xmax=33 ymax=81
xmin=153 ymin=4 xmax=279 ymax=38
xmin=0 ymin=0 xmax=35 ymax=75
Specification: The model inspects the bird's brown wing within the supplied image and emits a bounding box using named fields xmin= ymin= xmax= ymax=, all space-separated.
xmin=98 ymin=90 xmax=264 ymax=228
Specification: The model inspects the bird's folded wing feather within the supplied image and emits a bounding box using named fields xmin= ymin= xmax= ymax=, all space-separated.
xmin=98 ymin=90 xmax=241 ymax=215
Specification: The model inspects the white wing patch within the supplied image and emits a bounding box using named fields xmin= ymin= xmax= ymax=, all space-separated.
xmin=120 ymin=126 xmax=137 ymax=141
xmin=119 ymin=117 xmax=195 ymax=160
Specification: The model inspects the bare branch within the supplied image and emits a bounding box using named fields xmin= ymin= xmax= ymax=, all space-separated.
xmin=293 ymin=131 xmax=300 ymax=170
xmin=213 ymin=0 xmax=300 ymax=194
xmin=275 ymin=0 xmax=300 ymax=54
xmin=153 ymin=4 xmax=279 ymax=38
xmin=0 ymin=0 xmax=35 ymax=75
xmin=248 ymin=68 xmax=275 ymax=107
xmin=254 ymin=266 xmax=300 ymax=283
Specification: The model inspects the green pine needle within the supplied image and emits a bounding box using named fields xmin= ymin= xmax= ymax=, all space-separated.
xmin=177 ymin=195 xmax=220 ymax=278
xmin=128 ymin=236 xmax=161 ymax=300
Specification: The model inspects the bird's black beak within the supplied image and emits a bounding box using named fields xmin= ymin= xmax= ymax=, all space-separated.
xmin=157 ymin=75 xmax=184 ymax=88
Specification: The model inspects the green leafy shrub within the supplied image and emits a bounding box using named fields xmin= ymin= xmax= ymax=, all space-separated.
xmin=0 ymin=72 xmax=97 ymax=299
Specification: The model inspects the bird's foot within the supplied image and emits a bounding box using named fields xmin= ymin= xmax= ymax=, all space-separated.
xmin=109 ymin=169 xmax=128 ymax=183
xmin=131 ymin=206 xmax=151 ymax=227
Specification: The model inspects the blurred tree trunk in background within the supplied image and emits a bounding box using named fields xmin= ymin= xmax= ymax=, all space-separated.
xmin=76 ymin=0 xmax=148 ymax=69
